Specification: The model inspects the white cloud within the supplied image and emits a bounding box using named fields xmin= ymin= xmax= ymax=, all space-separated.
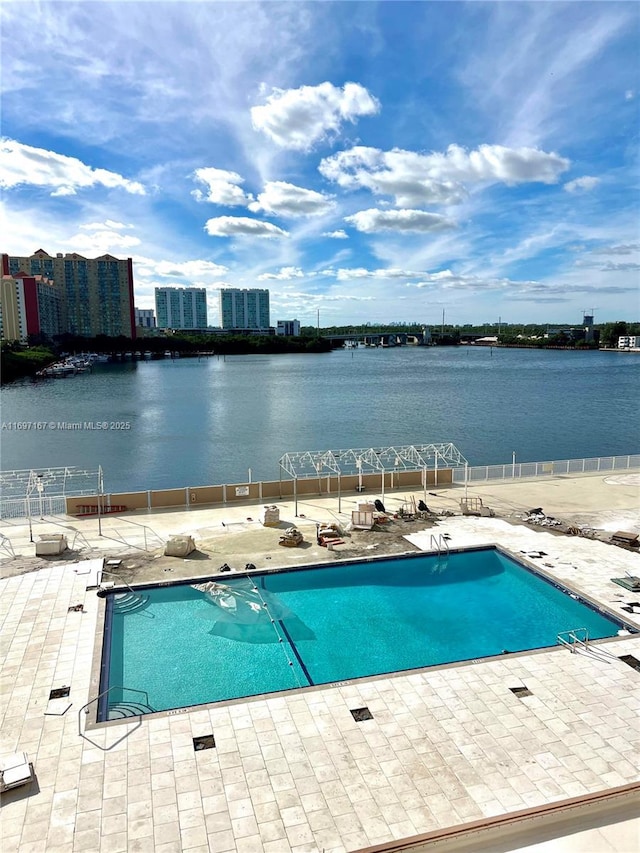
xmin=334 ymin=267 xmax=423 ymax=280
xmin=345 ymin=208 xmax=456 ymax=234
xmin=258 ymin=266 xmax=304 ymax=281
xmin=564 ymin=175 xmax=601 ymax=193
xmin=322 ymin=229 xmax=348 ymax=239
xmin=248 ymin=181 xmax=335 ymax=217
xmin=625 ymin=89 xmax=635 ymax=100
xmin=51 ymin=186 xmax=77 ymax=197
xmin=149 ymin=259 xmax=229 ymax=278
xmin=409 ymin=270 xmax=538 ymax=293
xmin=80 ymin=219 xmax=133 ymax=231
xmin=191 ymin=167 xmax=252 ymax=206
xmin=319 ymin=143 xmax=570 ymax=205
xmin=0 ymin=138 xmax=146 ymax=195
xmin=204 ymin=216 xmax=289 ymax=238
xmin=64 ymin=230 xmax=141 ymax=254
xmin=251 ymin=82 xmax=380 ymax=151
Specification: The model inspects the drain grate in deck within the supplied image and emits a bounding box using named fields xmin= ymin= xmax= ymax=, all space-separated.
xmin=350 ymin=707 xmax=374 ymax=722
xmin=509 ymin=686 xmax=533 ymax=699
xmin=618 ymin=655 xmax=640 ymax=672
xmin=193 ymin=735 xmax=215 ymax=751
xmin=49 ymin=686 xmax=70 ymax=700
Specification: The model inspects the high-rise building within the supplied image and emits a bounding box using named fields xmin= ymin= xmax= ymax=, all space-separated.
xmin=135 ymin=308 xmax=156 ymax=328
xmin=276 ymin=319 xmax=301 ymax=336
xmin=155 ymin=287 xmax=207 ymax=329
xmin=2 ymin=250 xmax=136 ymax=338
xmin=0 ymin=272 xmax=62 ymax=342
xmin=219 ymin=288 xmax=270 ymax=331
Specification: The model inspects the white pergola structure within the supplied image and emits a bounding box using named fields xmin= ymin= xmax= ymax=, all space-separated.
xmin=0 ymin=466 xmax=104 ymax=539
xmin=279 ymin=443 xmax=468 ymax=515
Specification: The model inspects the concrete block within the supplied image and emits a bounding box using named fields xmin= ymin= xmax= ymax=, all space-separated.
xmin=35 ymin=534 xmax=68 ymax=555
xmin=164 ymin=535 xmax=196 ymax=557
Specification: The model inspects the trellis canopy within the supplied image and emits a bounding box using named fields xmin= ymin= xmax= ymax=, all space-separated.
xmin=279 ymin=443 xmax=467 ymax=480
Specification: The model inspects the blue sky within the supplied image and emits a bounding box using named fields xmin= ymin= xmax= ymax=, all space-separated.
xmin=1 ymin=1 xmax=639 ymax=328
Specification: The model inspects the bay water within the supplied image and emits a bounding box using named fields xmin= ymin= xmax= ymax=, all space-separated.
xmin=1 ymin=347 xmax=637 ymax=493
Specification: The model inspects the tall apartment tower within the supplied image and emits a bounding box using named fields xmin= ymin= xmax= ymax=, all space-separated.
xmin=2 ymin=250 xmax=136 ymax=338
xmin=0 ymin=272 xmax=63 ymax=342
xmin=155 ymin=287 xmax=207 ymax=329
xmin=219 ymin=288 xmax=270 ymax=331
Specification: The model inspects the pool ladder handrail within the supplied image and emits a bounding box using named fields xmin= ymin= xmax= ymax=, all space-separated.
xmin=557 ymin=627 xmax=589 ymax=652
xmin=98 ymin=569 xmax=139 ymax=597
xmin=430 ymin=533 xmax=450 ymax=555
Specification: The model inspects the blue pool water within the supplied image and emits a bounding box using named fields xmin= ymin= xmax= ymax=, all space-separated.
xmin=101 ymin=549 xmax=625 ymax=719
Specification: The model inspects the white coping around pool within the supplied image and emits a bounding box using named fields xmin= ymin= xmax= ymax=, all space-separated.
xmin=1 ymin=517 xmax=639 ymax=853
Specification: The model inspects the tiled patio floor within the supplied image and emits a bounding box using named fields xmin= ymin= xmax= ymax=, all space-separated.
xmin=1 ymin=517 xmax=639 ymax=852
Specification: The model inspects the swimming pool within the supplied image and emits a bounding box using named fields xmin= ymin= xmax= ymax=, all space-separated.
xmin=99 ymin=548 xmax=628 ymax=720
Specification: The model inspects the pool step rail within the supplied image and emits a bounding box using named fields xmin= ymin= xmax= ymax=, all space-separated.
xmin=557 ymin=627 xmax=589 ymax=652
xmin=430 ymin=533 xmax=449 ymax=572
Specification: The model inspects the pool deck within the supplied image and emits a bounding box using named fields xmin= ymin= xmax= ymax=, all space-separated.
xmin=1 ymin=472 xmax=639 ymax=852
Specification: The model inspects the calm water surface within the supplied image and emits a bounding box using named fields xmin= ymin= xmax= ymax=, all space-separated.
xmin=1 ymin=347 xmax=638 ymax=492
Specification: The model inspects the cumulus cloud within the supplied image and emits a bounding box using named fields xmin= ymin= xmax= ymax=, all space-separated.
xmin=248 ymin=181 xmax=335 ymax=217
xmin=345 ymin=208 xmax=456 ymax=233
xmin=64 ymin=230 xmax=141 ymax=254
xmin=191 ymin=167 xmax=252 ymax=206
xmin=204 ymin=216 xmax=288 ymax=238
xmin=564 ymin=175 xmax=601 ymax=193
xmin=0 ymin=138 xmax=145 ymax=195
xmin=319 ymin=143 xmax=570 ymax=205
xmin=258 ymin=267 xmax=304 ymax=280
xmin=251 ymin=82 xmax=380 ymax=150
xmin=150 ymin=259 xmax=229 ymax=277
xmin=322 ymin=229 xmax=348 ymax=239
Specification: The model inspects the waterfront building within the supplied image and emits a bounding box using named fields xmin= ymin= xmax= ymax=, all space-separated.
xmin=276 ymin=319 xmax=301 ymax=336
xmin=135 ymin=307 xmax=156 ymax=329
xmin=618 ymin=335 xmax=640 ymax=349
xmin=2 ymin=250 xmax=136 ymax=338
xmin=155 ymin=287 xmax=207 ymax=330
xmin=0 ymin=272 xmax=62 ymax=342
xmin=219 ymin=287 xmax=270 ymax=331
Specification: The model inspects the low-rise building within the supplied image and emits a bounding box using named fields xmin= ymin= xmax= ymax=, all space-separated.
xmin=276 ymin=319 xmax=301 ymax=336
xmin=618 ymin=335 xmax=640 ymax=349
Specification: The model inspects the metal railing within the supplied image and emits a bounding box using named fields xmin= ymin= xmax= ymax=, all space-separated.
xmin=452 ymin=454 xmax=640 ymax=485
xmin=97 ymin=517 xmax=164 ymax=552
xmin=0 ymin=495 xmax=67 ymax=519
xmin=557 ymin=628 xmax=589 ymax=652
xmin=430 ymin=533 xmax=450 ymax=555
